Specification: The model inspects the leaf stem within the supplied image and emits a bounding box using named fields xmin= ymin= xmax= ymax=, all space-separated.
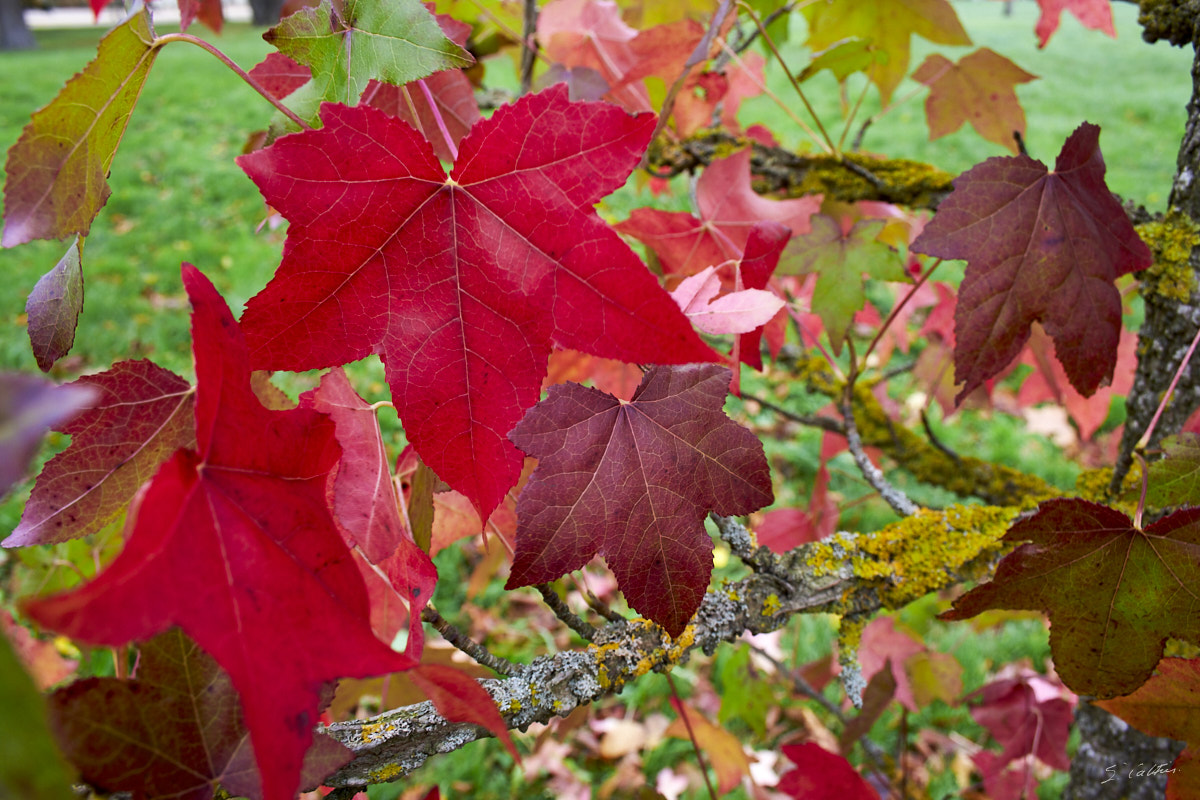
xmin=862 ymin=257 xmax=942 ymax=365
xmin=1136 ymin=318 xmax=1200 ymax=451
xmin=666 ymin=672 xmax=719 ymax=800
xmin=152 ymin=33 xmax=312 ymax=131
xmin=417 ymin=78 xmax=459 ymax=162
xmin=735 ymin=0 xmax=836 ymax=153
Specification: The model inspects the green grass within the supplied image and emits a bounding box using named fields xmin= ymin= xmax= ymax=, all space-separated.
xmin=741 ymin=1 xmax=1193 ymax=207
xmin=0 ymin=23 xmax=282 ymax=377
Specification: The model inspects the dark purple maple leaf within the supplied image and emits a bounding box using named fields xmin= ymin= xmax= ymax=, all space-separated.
xmin=47 ymin=628 xmax=351 ymax=800
xmin=911 ymin=122 xmax=1150 ymax=403
xmin=25 ymin=265 xmax=413 ymax=800
xmin=505 ymin=364 xmax=772 ymax=636
xmin=237 ymin=86 xmax=718 ymax=522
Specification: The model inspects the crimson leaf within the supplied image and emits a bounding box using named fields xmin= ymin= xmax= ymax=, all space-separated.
xmin=237 ymin=86 xmax=718 ymax=521
xmin=911 ymin=122 xmax=1151 ymax=403
xmin=505 ymin=364 xmax=772 ymax=637
xmin=24 ymin=265 xmax=413 ymax=800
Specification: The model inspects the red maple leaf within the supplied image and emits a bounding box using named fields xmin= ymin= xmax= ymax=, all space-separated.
xmin=776 ymin=742 xmax=878 ymax=800
xmin=237 ymin=86 xmax=717 ymax=521
xmin=615 ymin=148 xmax=820 ymax=276
xmin=505 ymin=364 xmax=772 ymax=637
xmin=910 ymin=122 xmax=1151 ymax=404
xmin=303 ymin=367 xmax=437 ymax=658
xmin=1033 ymin=0 xmax=1115 ymax=48
xmin=967 ymin=665 xmax=1075 ymax=800
xmin=24 ymin=265 xmax=413 ymax=800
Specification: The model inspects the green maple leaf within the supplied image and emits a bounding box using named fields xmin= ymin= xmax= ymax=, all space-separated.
xmin=942 ymin=498 xmax=1200 ymax=698
xmin=2 ymin=7 xmax=158 ymax=247
xmin=266 ymin=0 xmax=473 ymax=105
xmin=783 ymin=214 xmax=905 ymax=355
xmin=1142 ymin=433 xmax=1200 ymax=509
xmin=801 ymin=0 xmax=970 ymax=105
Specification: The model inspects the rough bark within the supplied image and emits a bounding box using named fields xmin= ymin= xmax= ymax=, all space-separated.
xmin=0 ymin=0 xmax=35 ymax=51
xmin=1115 ymin=6 xmax=1200 ymax=486
xmin=1063 ymin=701 xmax=1184 ymax=800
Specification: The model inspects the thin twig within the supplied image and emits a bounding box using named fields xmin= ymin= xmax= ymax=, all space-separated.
xmin=730 ymin=1 xmax=797 ymax=55
xmin=518 ymin=0 xmax=538 ymax=96
xmin=581 ymin=587 xmax=627 ymax=624
xmin=843 ymin=343 xmax=919 ymax=517
xmin=735 ymin=0 xmax=836 ymax=152
xmin=747 ymin=642 xmax=895 ymax=788
xmin=666 ymin=672 xmax=719 ymax=800
xmin=536 ymin=584 xmax=598 ymax=642
xmin=921 ymin=410 xmax=962 ymax=466
xmin=739 ymin=390 xmax=846 ymax=434
xmin=421 ymin=606 xmax=526 ymax=677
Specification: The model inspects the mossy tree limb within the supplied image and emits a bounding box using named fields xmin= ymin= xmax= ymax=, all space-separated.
xmin=318 ymin=503 xmax=1016 ymax=790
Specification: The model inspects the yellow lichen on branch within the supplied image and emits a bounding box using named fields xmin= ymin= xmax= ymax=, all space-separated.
xmin=806 ymin=504 xmax=1014 ymax=610
xmin=1137 ymin=209 xmax=1199 ymax=302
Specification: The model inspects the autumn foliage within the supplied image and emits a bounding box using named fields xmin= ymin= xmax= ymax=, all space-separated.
xmin=3 ymin=0 xmax=1199 ymax=798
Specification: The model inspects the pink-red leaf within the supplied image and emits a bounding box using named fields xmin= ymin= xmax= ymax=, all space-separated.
xmin=178 ymin=0 xmax=223 ymax=33
xmin=777 ymin=742 xmax=878 ymax=800
xmin=46 ymin=628 xmax=352 ymax=800
xmin=303 ymin=368 xmax=437 ymax=658
xmin=505 ymin=364 xmax=772 ymax=637
xmin=237 ymin=87 xmax=717 ymax=522
xmin=615 ymin=149 xmax=819 ymax=276
xmin=1033 ymin=0 xmax=1115 ymax=48
xmin=941 ymin=498 xmax=1200 ymax=697
xmin=6 ymin=359 xmax=195 ymax=547
xmin=910 ymin=122 xmax=1151 ymax=403
xmin=24 ymin=265 xmax=413 ymax=800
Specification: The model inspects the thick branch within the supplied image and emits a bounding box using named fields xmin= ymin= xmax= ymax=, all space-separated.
xmin=645 ymin=130 xmax=955 ymax=209
xmin=317 ymin=505 xmax=1015 ymax=790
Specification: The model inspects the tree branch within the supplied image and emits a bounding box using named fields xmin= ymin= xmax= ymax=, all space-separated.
xmin=317 ymin=504 xmax=1018 ymax=790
